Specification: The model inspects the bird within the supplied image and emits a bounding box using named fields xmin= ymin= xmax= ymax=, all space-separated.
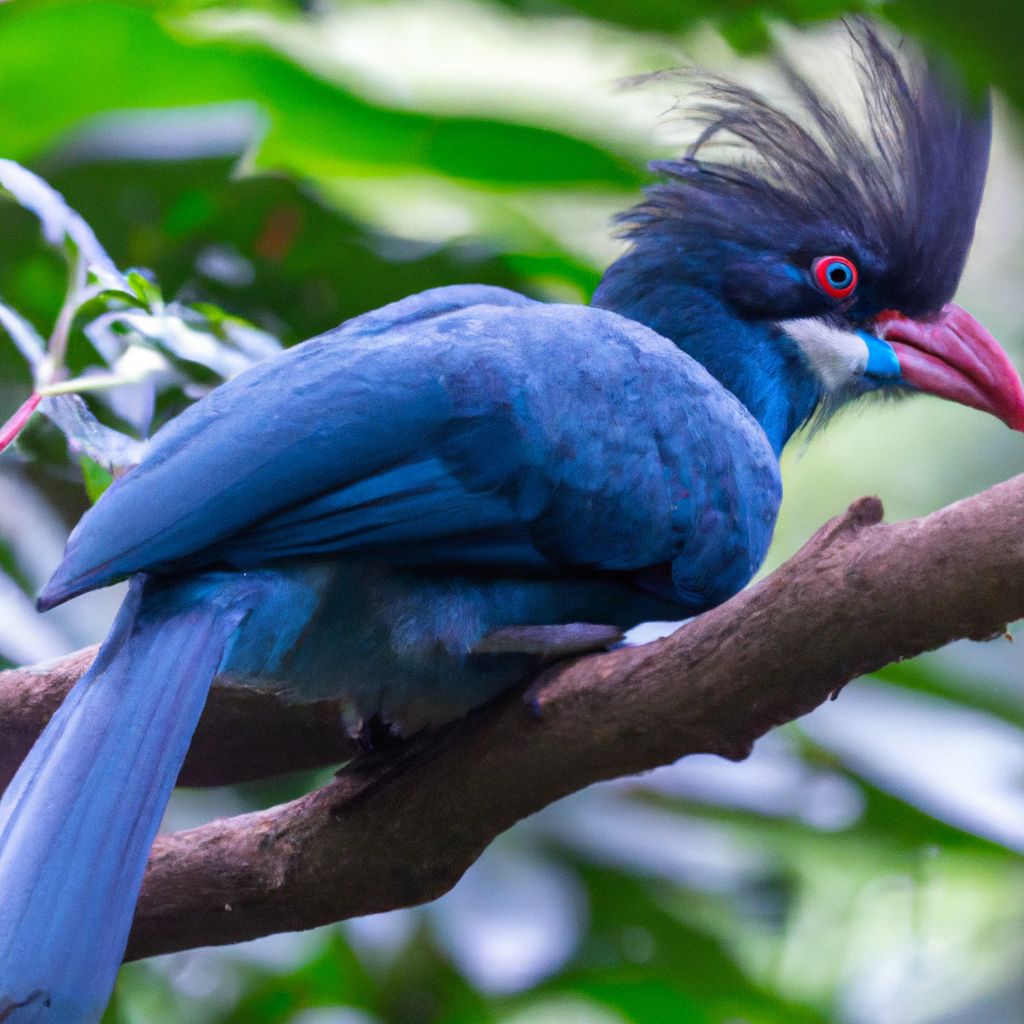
xmin=1 ymin=23 xmax=1022 ymax=1024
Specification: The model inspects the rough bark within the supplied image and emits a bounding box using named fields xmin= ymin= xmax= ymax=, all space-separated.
xmin=3 ymin=477 xmax=1023 ymax=961
xmin=0 ymin=648 xmax=361 ymax=791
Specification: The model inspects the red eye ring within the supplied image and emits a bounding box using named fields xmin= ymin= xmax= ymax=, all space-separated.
xmin=812 ymin=255 xmax=858 ymax=300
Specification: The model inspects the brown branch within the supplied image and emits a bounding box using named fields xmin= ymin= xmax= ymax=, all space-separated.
xmin=6 ymin=476 xmax=1024 ymax=961
xmin=0 ymin=649 xmax=361 ymax=791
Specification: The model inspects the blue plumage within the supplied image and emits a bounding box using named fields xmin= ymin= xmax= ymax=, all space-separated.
xmin=44 ymin=287 xmax=781 ymax=716
xmin=0 ymin=577 xmax=250 ymax=1021
xmin=43 ymin=288 xmax=780 ymax=607
xmin=1 ymin=24 xmax=1015 ymax=1024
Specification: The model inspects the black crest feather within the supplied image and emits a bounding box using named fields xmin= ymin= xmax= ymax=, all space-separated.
xmin=620 ymin=22 xmax=992 ymax=318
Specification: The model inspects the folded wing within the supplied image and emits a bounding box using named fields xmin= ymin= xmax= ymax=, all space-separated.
xmin=41 ymin=285 xmax=777 ymax=609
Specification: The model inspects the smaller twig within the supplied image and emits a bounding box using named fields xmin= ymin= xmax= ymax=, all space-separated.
xmin=37 ymin=373 xmax=137 ymax=397
xmin=42 ymin=253 xmax=87 ymax=382
xmin=0 ymin=393 xmax=41 ymax=452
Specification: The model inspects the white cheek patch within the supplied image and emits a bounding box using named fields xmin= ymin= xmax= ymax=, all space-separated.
xmin=777 ymin=317 xmax=868 ymax=392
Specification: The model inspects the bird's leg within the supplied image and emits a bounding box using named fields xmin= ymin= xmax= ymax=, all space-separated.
xmin=355 ymin=714 xmax=403 ymax=754
xmin=337 ymin=625 xmax=623 ymax=791
xmin=472 ymin=623 xmax=624 ymax=720
xmin=472 ymin=622 xmax=624 ymax=659
xmin=521 ymin=661 xmax=572 ymax=720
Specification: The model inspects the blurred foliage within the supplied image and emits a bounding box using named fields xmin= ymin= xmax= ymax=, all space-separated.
xmin=0 ymin=1 xmax=1022 ymax=1023
xmin=488 ymin=0 xmax=873 ymax=49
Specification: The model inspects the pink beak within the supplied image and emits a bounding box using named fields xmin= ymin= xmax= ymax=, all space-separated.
xmin=876 ymin=303 xmax=1024 ymax=432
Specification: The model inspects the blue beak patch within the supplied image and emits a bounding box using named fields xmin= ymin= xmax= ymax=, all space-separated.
xmin=859 ymin=331 xmax=901 ymax=380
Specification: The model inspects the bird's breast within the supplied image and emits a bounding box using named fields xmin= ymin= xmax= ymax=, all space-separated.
xmin=209 ymin=559 xmax=679 ymax=731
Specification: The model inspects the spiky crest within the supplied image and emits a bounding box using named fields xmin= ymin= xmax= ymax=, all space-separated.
xmin=619 ymin=23 xmax=991 ymax=318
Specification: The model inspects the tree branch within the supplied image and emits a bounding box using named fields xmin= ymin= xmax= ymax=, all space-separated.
xmin=5 ymin=476 xmax=1024 ymax=961
xmin=0 ymin=649 xmax=361 ymax=791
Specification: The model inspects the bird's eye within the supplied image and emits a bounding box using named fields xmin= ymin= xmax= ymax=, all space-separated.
xmin=812 ymin=256 xmax=858 ymax=300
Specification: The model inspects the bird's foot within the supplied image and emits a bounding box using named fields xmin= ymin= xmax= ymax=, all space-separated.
xmin=473 ymin=622 xmax=624 ymax=659
xmin=354 ymin=714 xmax=403 ymax=755
xmin=483 ymin=623 xmax=623 ymax=721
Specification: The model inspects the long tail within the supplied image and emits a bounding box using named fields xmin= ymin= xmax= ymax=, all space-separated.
xmin=0 ymin=576 xmax=247 ymax=1022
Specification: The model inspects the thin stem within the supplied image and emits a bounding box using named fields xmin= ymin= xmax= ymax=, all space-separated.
xmin=44 ymin=253 xmax=87 ymax=384
xmin=0 ymin=393 xmax=41 ymax=453
xmin=36 ymin=374 xmax=135 ymax=397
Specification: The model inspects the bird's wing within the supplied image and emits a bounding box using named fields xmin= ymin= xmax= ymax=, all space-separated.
xmin=41 ymin=285 xmax=778 ymax=608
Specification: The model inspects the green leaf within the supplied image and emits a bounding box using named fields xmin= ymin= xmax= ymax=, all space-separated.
xmin=41 ymin=394 xmax=146 ymax=471
xmin=885 ymin=1 xmax=1024 ymax=109
xmin=126 ymin=269 xmax=164 ymax=311
xmin=79 ymin=453 xmax=114 ymax=502
xmin=26 ymin=154 xmax=531 ymax=345
xmin=488 ymin=0 xmax=870 ymax=39
xmin=0 ymin=158 xmax=124 ymax=288
xmin=0 ymin=2 xmax=643 ymax=190
xmin=486 ymin=0 xmax=1024 ymax=113
xmin=536 ymin=863 xmax=830 ymax=1024
xmin=869 ymin=657 xmax=1024 ymax=733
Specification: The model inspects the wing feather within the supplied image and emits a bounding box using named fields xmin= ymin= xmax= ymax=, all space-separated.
xmin=40 ymin=285 xmax=779 ymax=610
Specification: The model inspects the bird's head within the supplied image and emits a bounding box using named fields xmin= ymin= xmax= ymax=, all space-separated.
xmin=594 ymin=24 xmax=1024 ymax=449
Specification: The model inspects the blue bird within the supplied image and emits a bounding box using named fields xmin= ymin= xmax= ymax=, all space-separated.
xmin=1 ymin=25 xmax=1022 ymax=1022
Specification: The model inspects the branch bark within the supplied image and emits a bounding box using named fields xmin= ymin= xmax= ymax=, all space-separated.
xmin=0 ymin=648 xmax=361 ymax=791
xmin=4 ymin=476 xmax=1024 ymax=961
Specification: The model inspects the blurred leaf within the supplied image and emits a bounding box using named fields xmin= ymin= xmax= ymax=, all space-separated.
xmin=202 ymin=926 xmax=498 ymax=1024
xmin=40 ymin=393 xmax=147 ymax=470
xmin=21 ymin=155 xmax=530 ymax=346
xmin=126 ymin=269 xmax=164 ymax=310
xmin=536 ymin=864 xmax=829 ymax=1024
xmin=489 ymin=0 xmax=868 ymax=36
xmin=0 ymin=2 xmax=642 ymax=190
xmin=0 ymin=570 xmax=69 ymax=664
xmin=95 ymin=306 xmax=260 ymax=379
xmin=871 ymin=658 xmax=1024 ymax=733
xmin=0 ymin=299 xmax=47 ymax=372
xmin=486 ymin=0 xmax=1024 ymax=105
xmin=79 ymin=453 xmax=114 ymax=503
xmin=566 ymin=980 xmax=709 ymax=1024
xmin=194 ymin=305 xmax=282 ymax=362
xmin=887 ymin=1 xmax=1024 ymax=111
xmin=0 ymin=158 xmax=124 ymax=288
xmin=0 ymin=535 xmax=29 ymax=602
xmin=219 ymin=935 xmax=375 ymax=1024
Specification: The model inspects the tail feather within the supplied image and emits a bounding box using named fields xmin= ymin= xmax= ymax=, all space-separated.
xmin=0 ymin=577 xmax=247 ymax=1022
